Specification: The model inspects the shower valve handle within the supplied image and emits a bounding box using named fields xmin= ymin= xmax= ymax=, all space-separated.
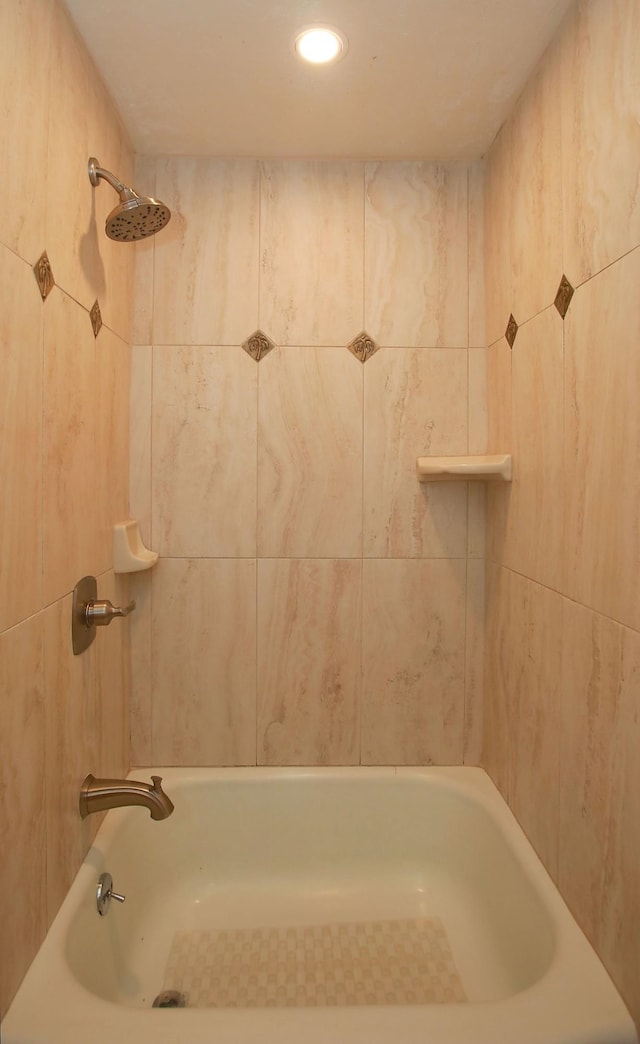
xmin=85 ymin=598 xmax=136 ymax=626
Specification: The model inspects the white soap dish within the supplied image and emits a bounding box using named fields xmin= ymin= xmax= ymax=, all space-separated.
xmin=113 ymin=520 xmax=158 ymax=573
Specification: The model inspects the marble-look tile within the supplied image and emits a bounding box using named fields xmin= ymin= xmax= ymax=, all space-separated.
xmin=502 ymin=307 xmax=564 ymax=589
xmin=257 ymin=559 xmax=361 ymax=766
xmin=508 ymin=31 xmax=563 ymax=326
xmin=129 ymin=570 xmax=152 ymax=766
xmin=44 ymin=593 xmax=98 ymax=922
xmin=506 ymin=571 xmax=562 ymax=880
xmin=129 ymin=345 xmax=152 ymax=544
xmin=468 ymin=159 xmax=486 ymax=348
xmin=260 ymin=161 xmax=364 ymax=346
xmin=482 ymin=562 xmax=511 ymax=795
xmin=464 ymin=559 xmax=484 ymax=766
xmin=96 ymin=327 xmax=130 ymax=567
xmin=362 ymin=559 xmax=466 ymax=765
xmin=0 ymin=614 xmax=46 ymax=1014
xmin=43 ymin=288 xmax=102 ymax=603
xmin=365 ymin=162 xmax=468 ymax=347
xmin=45 ymin=1 xmax=97 ymax=310
xmin=0 ymin=0 xmax=52 ymax=264
xmin=564 ymin=247 xmax=640 ymax=631
xmin=468 ymin=348 xmax=488 ymax=454
xmin=258 ymin=347 xmax=362 ymax=558
xmin=153 ymin=158 xmax=259 ymax=345
xmin=559 ymin=598 xmax=640 ymax=1025
xmin=364 ymin=348 xmax=468 ymax=558
xmin=152 ymin=346 xmax=257 ymax=557
xmin=0 ymin=245 xmax=43 ymax=631
xmin=484 ymin=124 xmax=513 ymax=347
xmin=96 ymin=570 xmax=130 ymax=779
xmin=151 ymin=559 xmax=257 ymax=765
xmin=485 ymin=337 xmax=512 ymax=568
xmin=130 ymin=157 xmax=157 ymax=346
xmin=562 ymin=0 xmax=640 ymax=286
xmin=467 ymin=485 xmax=486 ymax=559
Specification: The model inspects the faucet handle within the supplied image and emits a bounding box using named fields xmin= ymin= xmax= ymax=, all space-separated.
xmin=85 ymin=598 xmax=136 ymax=626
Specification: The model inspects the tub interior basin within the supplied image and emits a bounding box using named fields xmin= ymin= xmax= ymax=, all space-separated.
xmin=66 ymin=769 xmax=555 ymax=1009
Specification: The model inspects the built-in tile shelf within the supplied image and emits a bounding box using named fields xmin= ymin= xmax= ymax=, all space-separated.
xmin=416 ymin=454 xmax=512 ymax=482
xmin=113 ymin=520 xmax=158 ymax=573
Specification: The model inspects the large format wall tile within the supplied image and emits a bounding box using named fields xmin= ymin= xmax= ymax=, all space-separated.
xmin=96 ymin=571 xmax=130 ymax=779
xmin=506 ymin=571 xmax=562 ymax=880
xmin=482 ymin=562 xmax=511 ymax=794
xmin=258 ymin=347 xmax=362 ymax=558
xmin=508 ymin=32 xmax=563 ymax=326
xmin=484 ymin=123 xmax=513 ymax=347
xmin=43 ymin=288 xmax=103 ymax=603
xmin=96 ymin=327 xmax=130 ymax=559
xmin=468 ymin=160 xmax=487 ymax=348
xmin=153 ymin=158 xmax=260 ymax=345
xmin=152 ymin=346 xmax=257 ymax=557
xmin=260 ymin=161 xmax=364 ymax=346
xmin=0 ymin=245 xmax=43 ymax=631
xmin=129 ymin=158 xmax=156 ymax=346
xmin=257 ymin=559 xmax=361 ymax=765
xmin=364 ymin=348 xmax=468 ymax=558
xmin=559 ymin=599 xmax=640 ymax=1024
xmin=364 ymin=162 xmax=468 ymax=347
xmin=129 ymin=345 xmax=152 ymax=543
xmin=44 ymin=594 xmax=98 ymax=922
xmin=151 ymin=559 xmax=257 ymax=765
xmin=564 ymin=247 xmax=640 ymax=631
xmin=0 ymin=614 xmax=46 ymax=1016
xmin=499 ymin=307 xmax=564 ymax=589
xmin=464 ymin=558 xmax=485 ymax=765
xmin=0 ymin=0 xmax=52 ymax=264
xmin=362 ymin=559 xmax=466 ymax=765
xmin=561 ymin=0 xmax=640 ymax=286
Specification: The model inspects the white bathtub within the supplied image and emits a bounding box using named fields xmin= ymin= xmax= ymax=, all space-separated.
xmin=4 ymin=767 xmax=636 ymax=1044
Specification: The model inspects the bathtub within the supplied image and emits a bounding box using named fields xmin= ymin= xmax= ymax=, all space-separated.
xmin=3 ymin=767 xmax=636 ymax=1044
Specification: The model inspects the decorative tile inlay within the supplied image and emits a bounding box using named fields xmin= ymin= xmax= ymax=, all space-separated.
xmin=242 ymin=329 xmax=275 ymax=362
xmin=90 ymin=300 xmax=103 ymax=338
xmin=33 ymin=250 xmax=54 ymax=301
xmin=505 ymin=314 xmax=519 ymax=349
xmin=347 ymin=331 xmax=379 ymax=363
xmin=554 ymin=274 xmax=575 ymax=319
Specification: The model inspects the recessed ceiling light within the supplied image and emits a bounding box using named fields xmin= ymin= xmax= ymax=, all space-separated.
xmin=293 ymin=25 xmax=348 ymax=65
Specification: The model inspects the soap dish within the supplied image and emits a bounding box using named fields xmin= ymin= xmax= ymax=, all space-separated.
xmin=113 ymin=520 xmax=158 ymax=574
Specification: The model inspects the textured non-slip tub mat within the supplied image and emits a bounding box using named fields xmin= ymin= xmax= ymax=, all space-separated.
xmin=162 ymin=918 xmax=467 ymax=1007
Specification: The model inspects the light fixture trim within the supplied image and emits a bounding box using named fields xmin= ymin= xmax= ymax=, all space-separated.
xmin=293 ymin=24 xmax=348 ymax=65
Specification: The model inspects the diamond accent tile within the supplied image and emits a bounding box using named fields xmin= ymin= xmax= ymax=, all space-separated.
xmin=505 ymin=314 xmax=518 ymax=349
xmin=33 ymin=251 xmax=54 ymax=301
xmin=554 ymin=274 xmax=575 ymax=319
xmin=90 ymin=300 xmax=103 ymax=338
xmin=242 ymin=329 xmax=275 ymax=362
xmin=347 ymin=331 xmax=379 ymax=363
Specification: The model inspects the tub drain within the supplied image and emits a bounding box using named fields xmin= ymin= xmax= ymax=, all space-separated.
xmin=153 ymin=990 xmax=186 ymax=1008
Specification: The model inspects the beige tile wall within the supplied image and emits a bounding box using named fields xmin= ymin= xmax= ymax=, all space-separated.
xmin=0 ymin=0 xmax=133 ymax=1014
xmin=483 ymin=0 xmax=640 ymax=1026
xmin=130 ymin=158 xmax=487 ymax=769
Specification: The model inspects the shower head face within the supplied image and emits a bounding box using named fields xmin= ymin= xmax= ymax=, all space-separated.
xmin=105 ymin=195 xmax=171 ymax=242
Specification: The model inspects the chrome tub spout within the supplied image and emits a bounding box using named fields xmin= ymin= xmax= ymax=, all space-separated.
xmin=79 ymin=774 xmax=174 ymax=820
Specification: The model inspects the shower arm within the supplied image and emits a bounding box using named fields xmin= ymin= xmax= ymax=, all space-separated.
xmin=88 ymin=157 xmax=136 ymax=200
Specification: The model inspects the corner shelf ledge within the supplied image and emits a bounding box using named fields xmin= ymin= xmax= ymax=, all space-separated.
xmin=416 ymin=454 xmax=512 ymax=483
xmin=113 ymin=520 xmax=158 ymax=573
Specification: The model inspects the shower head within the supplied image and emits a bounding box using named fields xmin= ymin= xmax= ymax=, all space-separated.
xmin=88 ymin=157 xmax=171 ymax=242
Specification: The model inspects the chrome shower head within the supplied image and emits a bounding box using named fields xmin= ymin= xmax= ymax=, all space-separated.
xmin=88 ymin=157 xmax=171 ymax=242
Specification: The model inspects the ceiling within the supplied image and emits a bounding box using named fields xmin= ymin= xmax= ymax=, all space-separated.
xmin=65 ymin=0 xmax=574 ymax=160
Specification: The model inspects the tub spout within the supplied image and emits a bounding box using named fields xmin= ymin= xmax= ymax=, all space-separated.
xmin=79 ymin=774 xmax=174 ymax=820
